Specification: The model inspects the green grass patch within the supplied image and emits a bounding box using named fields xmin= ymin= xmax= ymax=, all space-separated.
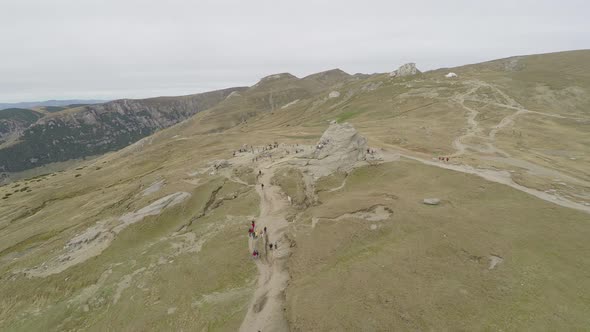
xmin=335 ymin=109 xmax=363 ymax=123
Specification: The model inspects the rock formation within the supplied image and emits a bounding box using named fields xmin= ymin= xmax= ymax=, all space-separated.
xmin=308 ymin=121 xmax=367 ymax=177
xmin=389 ymin=63 xmax=421 ymax=77
xmin=328 ymin=91 xmax=341 ymax=98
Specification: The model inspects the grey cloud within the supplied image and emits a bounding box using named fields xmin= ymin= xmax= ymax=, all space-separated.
xmin=0 ymin=0 xmax=588 ymax=102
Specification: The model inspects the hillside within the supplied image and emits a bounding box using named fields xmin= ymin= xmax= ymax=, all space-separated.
xmin=0 ymin=108 xmax=44 ymax=145
xmin=0 ymin=87 xmax=245 ymax=174
xmin=0 ymin=50 xmax=589 ymax=331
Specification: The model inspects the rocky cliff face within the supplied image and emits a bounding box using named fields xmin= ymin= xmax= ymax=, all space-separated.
xmin=0 ymin=108 xmax=44 ymax=145
xmin=0 ymin=87 xmax=245 ymax=172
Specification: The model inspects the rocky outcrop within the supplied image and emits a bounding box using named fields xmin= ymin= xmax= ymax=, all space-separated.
xmin=389 ymin=63 xmax=421 ymax=77
xmin=328 ymin=91 xmax=341 ymax=98
xmin=308 ymin=121 xmax=367 ymax=177
xmin=0 ymin=87 xmax=245 ymax=172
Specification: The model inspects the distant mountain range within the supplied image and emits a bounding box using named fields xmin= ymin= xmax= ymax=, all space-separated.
xmin=0 ymin=69 xmax=358 ymax=173
xmin=0 ymin=89 xmax=244 ymax=173
xmin=0 ymin=100 xmax=107 ymax=111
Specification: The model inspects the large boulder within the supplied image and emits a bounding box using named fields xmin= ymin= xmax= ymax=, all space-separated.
xmin=423 ymin=198 xmax=441 ymax=205
xmin=390 ymin=63 xmax=421 ymax=77
xmin=308 ymin=122 xmax=367 ymax=176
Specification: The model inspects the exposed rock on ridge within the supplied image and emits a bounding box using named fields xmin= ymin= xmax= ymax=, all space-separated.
xmin=307 ymin=121 xmax=368 ymax=177
xmin=390 ymin=63 xmax=421 ymax=77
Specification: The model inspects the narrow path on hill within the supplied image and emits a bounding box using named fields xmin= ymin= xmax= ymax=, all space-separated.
xmin=449 ymin=83 xmax=482 ymax=157
xmin=445 ymin=80 xmax=590 ymax=197
xmin=450 ymin=80 xmax=538 ymax=158
xmin=239 ymin=163 xmax=290 ymax=332
xmin=380 ymin=144 xmax=590 ymax=214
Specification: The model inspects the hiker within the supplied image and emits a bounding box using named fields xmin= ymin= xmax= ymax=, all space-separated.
xmin=446 ymin=157 xmax=449 ymax=162
xmin=269 ymin=243 xmax=273 ymax=250
xmin=264 ymin=226 xmax=267 ymax=234
xmin=248 ymin=227 xmax=253 ymax=237
xmin=261 ymin=183 xmax=264 ymax=190
xmin=259 ymin=170 xmax=262 ymax=176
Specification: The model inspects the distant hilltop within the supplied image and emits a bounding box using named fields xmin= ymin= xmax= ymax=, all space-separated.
xmin=0 ymin=99 xmax=108 ymax=111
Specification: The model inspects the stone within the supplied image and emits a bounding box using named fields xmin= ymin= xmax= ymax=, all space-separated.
xmin=423 ymin=198 xmax=441 ymax=205
xmin=306 ymin=122 xmax=368 ymax=177
xmin=328 ymin=91 xmax=341 ymax=98
xmin=313 ymin=122 xmax=367 ymax=163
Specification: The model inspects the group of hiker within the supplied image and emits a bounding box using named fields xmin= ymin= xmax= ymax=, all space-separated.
xmin=263 ymin=142 xmax=279 ymax=151
xmin=248 ymin=220 xmax=263 ymax=238
xmin=233 ymin=145 xmax=254 ymax=156
xmin=248 ymin=219 xmax=278 ymax=260
xmin=233 ymin=141 xmax=314 ymax=164
xmin=253 ymin=153 xmax=274 ymax=163
xmin=438 ymin=156 xmax=450 ymax=162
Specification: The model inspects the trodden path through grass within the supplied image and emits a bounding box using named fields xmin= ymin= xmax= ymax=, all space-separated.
xmin=380 ymin=145 xmax=590 ymax=214
xmin=239 ymin=162 xmax=291 ymax=332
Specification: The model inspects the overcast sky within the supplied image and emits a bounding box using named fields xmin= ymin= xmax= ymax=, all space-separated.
xmin=0 ymin=0 xmax=588 ymax=102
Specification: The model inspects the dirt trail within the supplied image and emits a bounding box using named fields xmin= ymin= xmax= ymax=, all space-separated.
xmin=449 ymin=84 xmax=482 ymax=157
xmin=444 ymin=80 xmax=590 ymax=203
xmin=381 ymin=145 xmax=590 ymax=214
xmin=239 ymin=163 xmax=290 ymax=332
xmin=450 ymin=80 xmax=532 ymax=157
xmin=451 ymin=79 xmax=584 ymax=155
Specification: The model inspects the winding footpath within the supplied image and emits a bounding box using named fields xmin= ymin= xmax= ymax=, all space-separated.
xmin=431 ymin=80 xmax=590 ymax=213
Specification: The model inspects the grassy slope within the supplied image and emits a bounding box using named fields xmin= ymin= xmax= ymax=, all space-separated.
xmin=287 ymin=160 xmax=590 ymax=331
xmin=0 ymin=131 xmax=260 ymax=330
xmin=0 ymin=50 xmax=589 ymax=330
